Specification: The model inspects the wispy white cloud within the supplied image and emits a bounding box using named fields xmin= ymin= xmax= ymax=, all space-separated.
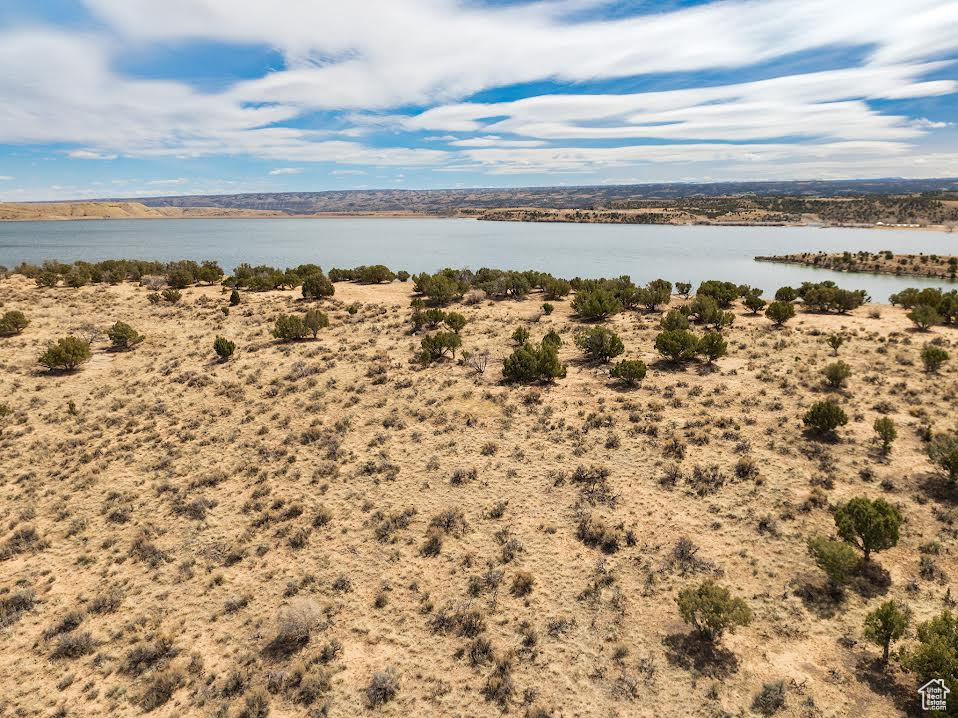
xmin=406 ymin=63 xmax=956 ymax=142
xmin=81 ymin=0 xmax=958 ymax=110
xmin=146 ymin=178 xmax=188 ymax=186
xmin=0 ymin=0 xmax=954 ymax=190
xmin=0 ymin=175 xmax=13 ymax=181
xmin=68 ymin=149 xmax=118 ymax=160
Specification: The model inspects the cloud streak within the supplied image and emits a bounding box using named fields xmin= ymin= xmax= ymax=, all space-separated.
xmin=0 ymin=0 xmax=955 ymax=192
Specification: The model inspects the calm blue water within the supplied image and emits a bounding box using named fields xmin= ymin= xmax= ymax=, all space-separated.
xmin=0 ymin=217 xmax=956 ymax=301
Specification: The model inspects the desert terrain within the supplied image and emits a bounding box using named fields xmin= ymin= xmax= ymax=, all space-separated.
xmin=3 ymin=179 xmax=958 ymax=230
xmin=0 ymin=268 xmax=956 ymax=718
xmin=0 ymin=203 xmax=289 ymax=221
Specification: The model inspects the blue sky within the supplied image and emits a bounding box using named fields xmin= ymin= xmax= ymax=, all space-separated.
xmin=1 ymin=0 xmax=958 ymax=201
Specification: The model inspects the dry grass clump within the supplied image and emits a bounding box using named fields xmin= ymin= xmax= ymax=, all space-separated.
xmin=266 ymin=599 xmax=324 ymax=656
xmin=366 ymin=668 xmax=399 ymax=707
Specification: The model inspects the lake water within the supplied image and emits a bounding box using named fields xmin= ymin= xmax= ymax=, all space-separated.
xmin=0 ymin=217 xmax=956 ymax=302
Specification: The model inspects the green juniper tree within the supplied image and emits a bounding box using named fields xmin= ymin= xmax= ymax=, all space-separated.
xmin=864 ymin=601 xmax=908 ymax=664
xmin=834 ymin=497 xmax=902 ymax=562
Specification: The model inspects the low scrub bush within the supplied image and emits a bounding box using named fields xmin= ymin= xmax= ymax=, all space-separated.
xmin=0 ymin=310 xmax=28 ymax=336
xmin=609 ymin=359 xmax=647 ymax=386
xmin=765 ymin=300 xmax=795 ymax=326
xmin=419 ymin=331 xmax=462 ymax=363
xmin=575 ymin=326 xmax=624 ymax=363
xmin=502 ymin=336 xmax=566 ymax=383
xmin=803 ymin=400 xmax=847 ymax=436
xmin=273 ymin=315 xmax=311 ymax=341
xmin=655 ymin=330 xmax=699 ymax=363
xmin=107 ymin=321 xmax=144 ymax=350
xmin=38 ymin=337 xmax=91 ymax=371
xmin=922 ymin=344 xmax=949 ymax=372
xmin=214 ymin=336 xmax=235 ymax=362
xmin=928 ymin=433 xmax=958 ymax=481
xmin=676 ymin=579 xmax=752 ymax=641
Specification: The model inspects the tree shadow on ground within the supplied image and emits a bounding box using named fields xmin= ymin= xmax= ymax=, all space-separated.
xmin=795 ymin=580 xmax=845 ymax=619
xmin=662 ymin=632 xmax=739 ymax=679
xmin=855 ymin=655 xmax=915 ymax=716
xmin=918 ymin=474 xmax=958 ymax=506
xmin=851 ymin=560 xmax=892 ymax=599
xmin=694 ymin=362 xmax=721 ymax=376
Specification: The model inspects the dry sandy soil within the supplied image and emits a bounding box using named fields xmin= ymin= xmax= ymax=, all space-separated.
xmin=0 ymin=275 xmax=956 ymax=717
xmin=0 ymin=203 xmax=288 ymax=221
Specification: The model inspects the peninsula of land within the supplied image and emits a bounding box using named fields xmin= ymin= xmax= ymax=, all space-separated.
xmin=756 ymin=251 xmax=958 ymax=279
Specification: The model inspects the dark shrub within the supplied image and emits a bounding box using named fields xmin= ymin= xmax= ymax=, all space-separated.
xmin=799 ymin=282 xmax=867 ymax=313
xmin=419 ymin=331 xmax=462 ymax=363
xmin=808 ymin=536 xmax=857 ymax=596
xmin=445 ymin=312 xmax=467 ymax=333
xmin=751 ymin=680 xmax=786 ymax=716
xmin=302 ymin=271 xmax=335 ymax=299
xmin=0 ymin=310 xmax=29 ymax=336
xmin=908 ymin=303 xmax=942 ymax=330
xmin=502 ymin=339 xmax=566 ymax=384
xmin=834 ymin=497 xmax=902 ymax=562
xmin=354 ymin=265 xmax=395 ymax=284
xmin=660 ymin=309 xmax=689 ymax=331
xmin=39 ymin=337 xmax=91 ymax=371
xmin=51 ymin=631 xmax=96 ymax=659
xmin=304 ymin=309 xmax=329 ymax=339
xmin=635 ymin=278 xmax=672 ymax=311
xmin=107 ymin=321 xmax=144 ymax=351
xmin=902 ymin=611 xmax=958 ymax=698
xmin=802 ymin=400 xmax=847 ymax=436
xmin=822 ymin=361 xmax=852 ymax=388
xmin=214 ymin=336 xmax=235 ymax=362
xmin=166 ymin=267 xmax=193 ymax=289
xmin=273 ymin=315 xmax=310 ymax=341
xmin=744 ymin=294 xmax=767 ymax=314
xmin=676 ymin=579 xmax=751 ymax=641
xmin=572 ymin=286 xmax=622 ymax=320
xmin=696 ymin=280 xmax=738 ymax=308
xmin=697 ymin=331 xmax=727 ymax=363
xmin=575 ymin=326 xmax=624 ymax=363
xmin=864 ymin=601 xmax=908 ymax=663
xmin=928 ymin=433 xmax=958 ymax=481
xmin=873 ymin=417 xmax=897 ymax=455
xmin=654 ymin=330 xmax=699 ymax=363
xmin=35 ymin=271 xmax=59 ymax=288
xmin=541 ymin=276 xmax=571 ymax=300
xmin=922 ymin=344 xmax=949 ymax=372
xmin=774 ymin=286 xmax=797 ymax=302
xmin=609 ymin=359 xmax=647 ymax=386
xmin=765 ymin=301 xmax=795 ymax=326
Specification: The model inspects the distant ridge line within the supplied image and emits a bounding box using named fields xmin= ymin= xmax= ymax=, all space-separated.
xmin=87 ymin=177 xmax=958 ymax=215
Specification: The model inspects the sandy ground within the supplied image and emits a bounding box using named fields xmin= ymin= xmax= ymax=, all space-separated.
xmin=0 ymin=275 xmax=956 ymax=717
xmin=0 ymin=203 xmax=288 ymax=221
